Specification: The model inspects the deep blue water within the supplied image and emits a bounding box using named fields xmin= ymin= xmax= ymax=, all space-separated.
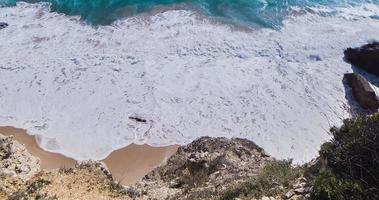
xmin=1 ymin=0 xmax=378 ymax=26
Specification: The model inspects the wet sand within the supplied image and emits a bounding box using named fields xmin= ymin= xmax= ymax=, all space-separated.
xmin=0 ymin=126 xmax=178 ymax=185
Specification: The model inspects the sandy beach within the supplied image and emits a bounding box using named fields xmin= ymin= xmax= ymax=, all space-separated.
xmin=0 ymin=126 xmax=178 ymax=185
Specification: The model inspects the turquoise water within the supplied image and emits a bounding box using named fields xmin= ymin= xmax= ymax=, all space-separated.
xmin=0 ymin=0 xmax=378 ymax=26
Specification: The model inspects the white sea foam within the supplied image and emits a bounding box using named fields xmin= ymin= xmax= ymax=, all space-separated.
xmin=0 ymin=2 xmax=378 ymax=162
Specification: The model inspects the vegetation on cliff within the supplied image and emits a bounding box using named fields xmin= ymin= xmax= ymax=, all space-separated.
xmin=220 ymin=160 xmax=304 ymax=200
xmin=213 ymin=114 xmax=379 ymax=200
xmin=311 ymin=114 xmax=379 ymax=200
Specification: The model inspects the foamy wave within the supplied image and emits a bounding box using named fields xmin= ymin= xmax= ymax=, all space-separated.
xmin=0 ymin=2 xmax=378 ymax=162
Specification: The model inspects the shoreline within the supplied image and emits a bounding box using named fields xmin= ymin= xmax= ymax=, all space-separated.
xmin=0 ymin=126 xmax=178 ymax=185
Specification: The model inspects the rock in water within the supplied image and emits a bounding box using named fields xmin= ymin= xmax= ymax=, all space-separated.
xmin=344 ymin=42 xmax=379 ymax=75
xmin=0 ymin=22 xmax=8 ymax=30
xmin=344 ymin=73 xmax=379 ymax=111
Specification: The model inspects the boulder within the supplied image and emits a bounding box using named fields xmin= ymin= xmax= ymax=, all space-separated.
xmin=344 ymin=42 xmax=379 ymax=75
xmin=344 ymin=73 xmax=379 ymax=111
xmin=0 ymin=22 xmax=8 ymax=30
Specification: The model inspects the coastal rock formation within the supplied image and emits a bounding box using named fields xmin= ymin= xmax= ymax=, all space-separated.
xmin=0 ymin=134 xmax=312 ymax=200
xmin=0 ymin=134 xmax=40 ymax=200
xmin=344 ymin=42 xmax=379 ymax=75
xmin=17 ymin=161 xmax=130 ymax=200
xmin=0 ymin=22 xmax=8 ymax=30
xmin=128 ymin=137 xmax=274 ymax=199
xmin=0 ymin=134 xmax=40 ymax=181
xmin=0 ymin=134 xmax=131 ymax=200
xmin=344 ymin=73 xmax=379 ymax=111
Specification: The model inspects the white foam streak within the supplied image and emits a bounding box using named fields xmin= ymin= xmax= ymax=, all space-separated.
xmin=0 ymin=2 xmax=378 ymax=162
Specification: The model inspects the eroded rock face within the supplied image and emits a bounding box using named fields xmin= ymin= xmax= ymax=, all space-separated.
xmin=30 ymin=161 xmax=130 ymax=200
xmin=0 ymin=22 xmax=8 ymax=30
xmin=285 ymin=177 xmax=312 ymax=200
xmin=344 ymin=42 xmax=379 ymax=75
xmin=344 ymin=73 xmax=379 ymax=111
xmin=129 ymin=137 xmax=273 ymax=200
xmin=0 ymin=134 xmax=40 ymax=181
xmin=0 ymin=145 xmax=131 ymax=200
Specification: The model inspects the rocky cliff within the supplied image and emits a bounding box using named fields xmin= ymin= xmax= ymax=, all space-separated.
xmin=0 ymin=134 xmax=313 ymax=200
xmin=128 ymin=137 xmax=273 ymax=199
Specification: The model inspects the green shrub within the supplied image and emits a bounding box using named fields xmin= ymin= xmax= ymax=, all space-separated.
xmin=311 ymin=169 xmax=365 ymax=200
xmin=220 ymin=160 xmax=302 ymax=200
xmin=312 ymin=114 xmax=379 ymax=199
xmin=318 ymin=142 xmax=335 ymax=160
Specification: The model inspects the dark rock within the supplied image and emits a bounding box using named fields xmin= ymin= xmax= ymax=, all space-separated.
xmin=344 ymin=42 xmax=379 ymax=75
xmin=0 ymin=22 xmax=8 ymax=30
xmin=344 ymin=73 xmax=379 ymax=111
xmin=129 ymin=116 xmax=147 ymax=123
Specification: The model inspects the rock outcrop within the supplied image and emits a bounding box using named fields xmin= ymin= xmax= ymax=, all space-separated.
xmin=0 ymin=22 xmax=8 ymax=30
xmin=18 ymin=161 xmax=130 ymax=200
xmin=344 ymin=73 xmax=379 ymax=111
xmin=0 ymin=134 xmax=131 ymax=200
xmin=0 ymin=134 xmax=40 ymax=181
xmin=344 ymin=42 xmax=379 ymax=75
xmin=128 ymin=137 xmax=274 ymax=199
xmin=0 ymin=134 xmax=312 ymax=200
xmin=284 ymin=177 xmax=312 ymax=200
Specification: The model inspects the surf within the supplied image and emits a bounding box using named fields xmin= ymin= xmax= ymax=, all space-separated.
xmin=0 ymin=1 xmax=378 ymax=163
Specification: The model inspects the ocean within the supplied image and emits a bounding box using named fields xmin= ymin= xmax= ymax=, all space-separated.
xmin=2 ymin=0 xmax=379 ymax=26
xmin=0 ymin=0 xmax=378 ymax=162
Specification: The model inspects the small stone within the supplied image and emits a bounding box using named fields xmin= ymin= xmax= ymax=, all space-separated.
xmin=304 ymin=186 xmax=313 ymax=193
xmin=261 ymin=197 xmax=277 ymax=200
xmin=285 ymin=190 xmax=295 ymax=198
xmin=289 ymin=194 xmax=304 ymax=200
xmin=298 ymin=177 xmax=307 ymax=182
xmin=0 ymin=169 xmax=16 ymax=177
xmin=169 ymin=178 xmax=183 ymax=188
xmin=294 ymin=181 xmax=306 ymax=189
xmin=294 ymin=187 xmax=305 ymax=194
